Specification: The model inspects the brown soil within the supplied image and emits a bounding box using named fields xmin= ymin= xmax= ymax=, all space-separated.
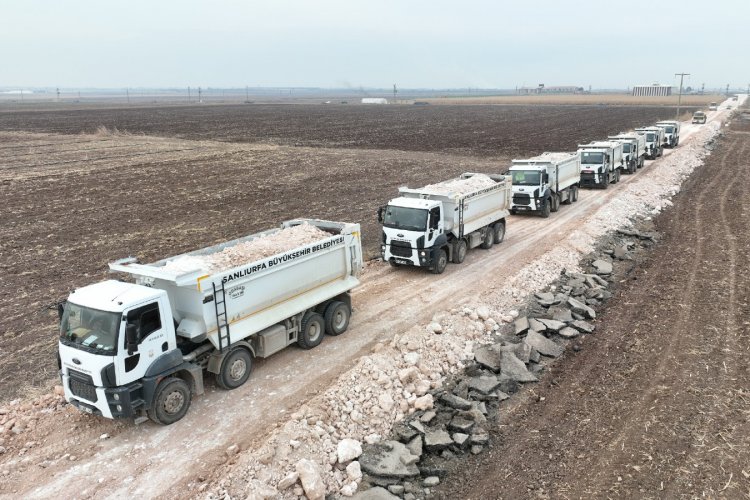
xmin=436 ymin=120 xmax=750 ymax=498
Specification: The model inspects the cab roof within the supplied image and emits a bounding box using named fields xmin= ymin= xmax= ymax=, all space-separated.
xmin=68 ymin=280 xmax=162 ymax=312
xmin=388 ymin=197 xmax=438 ymax=209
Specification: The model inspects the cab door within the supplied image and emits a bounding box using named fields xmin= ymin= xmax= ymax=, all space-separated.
xmin=116 ymin=300 xmax=171 ymax=386
xmin=426 ymin=206 xmax=443 ymax=246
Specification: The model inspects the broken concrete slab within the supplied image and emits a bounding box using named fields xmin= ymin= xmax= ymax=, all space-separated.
xmin=528 ymin=318 xmax=546 ymax=332
xmin=467 ymin=376 xmax=501 ymax=395
xmin=423 ymin=430 xmax=453 ymax=452
xmin=359 ymin=441 xmax=421 ymax=479
xmin=570 ymin=320 xmax=595 ymax=333
xmin=548 ymin=306 xmax=573 ymax=323
xmin=448 ymin=417 xmax=475 ymax=434
xmin=567 ymin=297 xmax=596 ymax=319
xmin=537 ymin=318 xmax=566 ymax=332
xmin=452 ymin=433 xmax=470 ymax=448
xmin=613 ymin=245 xmax=629 ymax=260
xmin=592 ymin=259 xmax=613 ymax=275
xmin=524 ymin=331 xmax=564 ymax=358
xmin=440 ymin=393 xmax=472 ymax=411
xmin=473 ymin=345 xmax=502 ymax=372
xmin=558 ymin=327 xmax=580 ymax=338
xmin=499 ymin=351 xmax=538 ymax=383
xmin=514 ymin=316 xmax=529 ymax=335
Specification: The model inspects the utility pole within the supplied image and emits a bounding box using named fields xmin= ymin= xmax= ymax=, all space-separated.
xmin=726 ymin=84 xmax=730 ymax=96
xmin=56 ymin=87 xmax=60 ymax=101
xmin=188 ymin=86 xmax=191 ymax=102
xmin=126 ymin=87 xmax=130 ymax=105
xmin=393 ymin=84 xmax=397 ymax=103
xmin=245 ymin=85 xmax=249 ymax=102
xmin=674 ymin=72 xmax=689 ymax=120
xmin=198 ymin=87 xmax=202 ymax=103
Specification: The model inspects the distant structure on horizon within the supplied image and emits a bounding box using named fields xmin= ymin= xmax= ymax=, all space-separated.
xmin=517 ymin=84 xmax=585 ymax=95
xmin=361 ymin=97 xmax=388 ymax=104
xmin=632 ymin=83 xmax=673 ymax=96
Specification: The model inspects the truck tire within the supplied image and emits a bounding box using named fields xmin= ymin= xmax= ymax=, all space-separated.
xmin=148 ymin=377 xmax=191 ymax=425
xmin=493 ymin=222 xmax=506 ymax=244
xmin=550 ymin=194 xmax=560 ymax=212
xmin=216 ymin=348 xmax=253 ymax=390
xmin=613 ymin=170 xmax=620 ymax=183
xmin=324 ymin=301 xmax=350 ymax=336
xmin=571 ymin=186 xmax=579 ymax=202
xmin=388 ymin=260 xmax=400 ymax=268
xmin=298 ymin=312 xmax=325 ymax=349
xmin=452 ymin=239 xmax=467 ymax=264
xmin=540 ymin=198 xmax=551 ymax=218
xmin=479 ymin=228 xmax=494 ymax=249
xmin=431 ymin=249 xmax=448 ymax=274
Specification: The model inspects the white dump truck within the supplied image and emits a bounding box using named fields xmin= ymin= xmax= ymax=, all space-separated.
xmin=608 ymin=133 xmax=646 ymax=173
xmin=635 ymin=126 xmax=665 ymax=159
xmin=379 ymin=173 xmax=511 ymax=273
xmin=57 ymin=219 xmax=363 ymax=425
xmin=509 ymin=152 xmax=580 ymax=217
xmin=692 ymin=111 xmax=707 ymax=124
xmin=655 ymin=120 xmax=681 ymax=148
xmin=577 ymin=141 xmax=624 ymax=189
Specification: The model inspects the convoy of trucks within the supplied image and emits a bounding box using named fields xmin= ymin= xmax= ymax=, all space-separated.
xmin=656 ymin=120 xmax=681 ymax=148
xmin=509 ymin=152 xmax=580 ymax=217
xmin=58 ymin=109 xmax=701 ymax=424
xmin=58 ymin=219 xmax=363 ymax=424
xmin=635 ymin=126 xmax=665 ymax=159
xmin=577 ymin=141 xmax=624 ymax=188
xmin=379 ymin=173 xmax=511 ymax=273
xmin=608 ymin=133 xmax=646 ymax=173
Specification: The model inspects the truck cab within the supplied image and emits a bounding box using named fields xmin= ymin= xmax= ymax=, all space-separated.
xmin=380 ymin=198 xmax=444 ymax=270
xmin=577 ymin=141 xmax=623 ymax=189
xmin=709 ymin=102 xmax=718 ymax=111
xmin=608 ymin=133 xmax=646 ymax=173
xmin=58 ymin=280 xmax=191 ymax=421
xmin=692 ymin=111 xmax=707 ymax=124
xmin=655 ymin=120 xmax=680 ymax=148
xmin=635 ymin=126 xmax=665 ymax=159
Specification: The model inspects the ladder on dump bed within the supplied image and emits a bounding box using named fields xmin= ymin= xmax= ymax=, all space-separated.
xmin=212 ymin=282 xmax=231 ymax=352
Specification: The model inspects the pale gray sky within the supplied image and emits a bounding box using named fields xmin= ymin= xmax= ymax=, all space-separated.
xmin=3 ymin=0 xmax=747 ymax=90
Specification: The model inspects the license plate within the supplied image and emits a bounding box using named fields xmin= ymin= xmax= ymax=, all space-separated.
xmin=395 ymin=258 xmax=410 ymax=265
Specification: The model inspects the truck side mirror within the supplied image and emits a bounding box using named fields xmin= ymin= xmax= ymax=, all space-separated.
xmin=377 ymin=206 xmax=385 ymax=223
xmin=126 ymin=323 xmax=139 ymax=355
xmin=542 ymin=173 xmax=549 ymax=184
xmin=57 ymin=302 xmax=66 ymax=321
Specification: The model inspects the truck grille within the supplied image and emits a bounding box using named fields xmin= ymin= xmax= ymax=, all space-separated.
xmin=389 ymin=241 xmax=412 ymax=258
xmin=513 ymin=194 xmax=531 ymax=206
xmin=68 ymin=370 xmax=98 ymax=402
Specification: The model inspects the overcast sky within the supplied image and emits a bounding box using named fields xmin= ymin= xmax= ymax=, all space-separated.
xmin=3 ymin=0 xmax=748 ymax=90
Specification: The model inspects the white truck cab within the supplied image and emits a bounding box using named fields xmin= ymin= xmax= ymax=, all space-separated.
xmin=655 ymin=120 xmax=681 ymax=148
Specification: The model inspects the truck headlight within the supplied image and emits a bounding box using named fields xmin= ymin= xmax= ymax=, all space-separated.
xmin=116 ymin=405 xmax=123 ymax=412
xmin=113 ymin=393 xmax=120 ymax=401
xmin=420 ymin=251 xmax=426 ymax=257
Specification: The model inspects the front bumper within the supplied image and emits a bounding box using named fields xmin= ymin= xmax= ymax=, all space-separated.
xmin=62 ymin=371 xmax=143 ymax=420
xmin=383 ymin=244 xmax=433 ymax=267
xmin=580 ymin=171 xmax=606 ymax=188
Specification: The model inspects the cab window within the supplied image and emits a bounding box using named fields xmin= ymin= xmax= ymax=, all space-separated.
xmin=126 ymin=302 xmax=162 ymax=343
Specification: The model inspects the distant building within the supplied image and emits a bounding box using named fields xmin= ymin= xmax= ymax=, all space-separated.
xmin=517 ymin=84 xmax=584 ymax=95
xmin=632 ymin=84 xmax=673 ymax=97
xmin=361 ymin=98 xmax=388 ymax=104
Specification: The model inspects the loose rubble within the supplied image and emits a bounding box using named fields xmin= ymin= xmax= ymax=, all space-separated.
xmin=419 ymin=173 xmax=496 ymax=195
xmin=161 ymin=222 xmax=332 ymax=274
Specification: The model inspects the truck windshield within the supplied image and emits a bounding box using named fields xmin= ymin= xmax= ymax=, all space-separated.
xmin=646 ymin=133 xmax=655 ymax=142
xmin=622 ymin=144 xmax=631 ymax=153
xmin=511 ymin=170 xmax=541 ymax=186
xmin=383 ymin=206 xmax=427 ymax=232
xmin=663 ymin=126 xmax=674 ymax=133
xmin=580 ymin=152 xmax=605 ymax=164
xmin=60 ymin=303 xmax=120 ymax=355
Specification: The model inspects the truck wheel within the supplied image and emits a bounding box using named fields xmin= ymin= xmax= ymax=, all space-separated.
xmin=298 ymin=312 xmax=325 ymax=349
xmin=217 ymin=348 xmax=253 ymax=390
xmin=388 ymin=260 xmax=400 ymax=268
xmin=613 ymin=170 xmax=620 ymax=183
xmin=452 ymin=240 xmax=467 ymax=264
xmin=540 ymin=199 xmax=551 ymax=218
xmin=479 ymin=228 xmax=494 ymax=249
xmin=148 ymin=377 xmax=191 ymax=425
xmin=493 ymin=222 xmax=506 ymax=244
xmin=431 ymin=249 xmax=448 ymax=274
xmin=550 ymin=194 xmax=560 ymax=212
xmin=324 ymin=301 xmax=350 ymax=336
xmin=571 ymin=186 xmax=579 ymax=202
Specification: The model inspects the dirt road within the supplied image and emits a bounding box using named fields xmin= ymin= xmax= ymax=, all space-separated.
xmin=436 ymin=117 xmax=750 ymax=497
xmin=0 ymin=104 xmax=728 ymax=499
